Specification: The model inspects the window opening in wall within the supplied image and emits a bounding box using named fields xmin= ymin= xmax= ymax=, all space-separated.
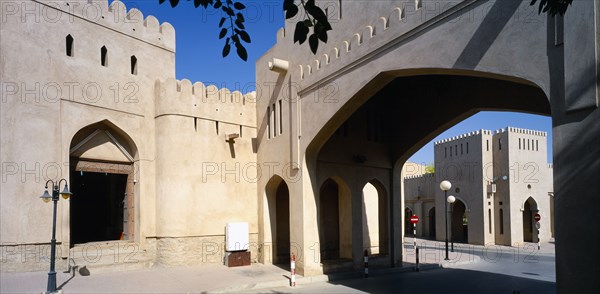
xmin=499 ymin=209 xmax=504 ymax=234
xmin=130 ymin=55 xmax=137 ymax=75
xmin=487 ymin=140 xmax=489 ymax=151
xmin=455 ymin=145 xmax=458 ymax=156
xmin=215 ymin=121 xmax=219 ymax=135
xmin=66 ymin=34 xmax=74 ymax=57
xmin=450 ymin=146 xmax=452 ymax=157
xmin=267 ymin=106 xmax=271 ymax=139
xmin=278 ymin=100 xmax=283 ymax=135
xmin=461 ymin=144 xmax=463 ymax=155
xmin=272 ymin=103 xmax=277 ymax=137
xmin=536 ymin=140 xmax=539 ymax=151
xmin=101 ymin=46 xmax=108 ymax=66
xmin=466 ymin=142 xmax=469 ymax=154
xmin=499 ymin=138 xmax=502 ymax=150
xmin=239 ymin=125 xmax=243 ymax=137
xmin=338 ymin=0 xmax=342 ymax=19
xmin=445 ymin=147 xmax=447 ymax=158
xmin=519 ymin=138 xmax=521 ymax=150
xmin=488 ymin=209 xmax=492 ymax=234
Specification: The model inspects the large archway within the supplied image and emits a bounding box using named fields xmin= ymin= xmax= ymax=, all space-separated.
xmin=303 ymin=70 xmax=551 ymax=273
xmin=428 ymin=207 xmax=436 ymax=238
xmin=523 ymin=197 xmax=539 ymax=242
xmin=362 ymin=180 xmax=389 ymax=255
xmin=69 ymin=121 xmax=138 ymax=245
xmin=264 ymin=176 xmax=291 ymax=265
xmin=404 ymin=207 xmax=414 ymax=236
xmin=451 ymin=200 xmax=468 ymax=244
xmin=319 ymin=178 xmax=352 ymax=263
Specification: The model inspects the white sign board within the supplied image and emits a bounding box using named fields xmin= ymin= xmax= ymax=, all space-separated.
xmin=226 ymin=222 xmax=249 ymax=251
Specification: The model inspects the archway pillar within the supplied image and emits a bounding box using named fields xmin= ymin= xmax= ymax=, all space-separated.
xmin=351 ymin=185 xmax=364 ymax=268
xmin=290 ymin=158 xmax=322 ymax=276
xmin=554 ymin=1 xmax=600 ymax=291
xmin=391 ymin=163 xmax=404 ymax=267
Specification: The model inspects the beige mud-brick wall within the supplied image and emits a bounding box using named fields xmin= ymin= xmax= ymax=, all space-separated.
xmin=154 ymin=78 xmax=258 ymax=266
xmin=1 ymin=0 xmax=174 ymax=271
xmin=434 ymin=130 xmax=492 ymax=245
xmin=494 ymin=128 xmax=552 ymax=244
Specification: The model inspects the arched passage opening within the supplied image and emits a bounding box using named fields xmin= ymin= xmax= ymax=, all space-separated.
xmin=404 ymin=207 xmax=414 ymax=236
xmin=319 ymin=178 xmax=352 ymax=262
xmin=451 ymin=200 xmax=468 ymax=244
xmin=264 ymin=175 xmax=291 ymax=265
xmin=69 ymin=121 xmax=138 ymax=245
xmin=362 ymin=180 xmax=389 ymax=255
xmin=428 ymin=207 xmax=436 ymax=238
xmin=305 ymin=69 xmax=551 ymax=269
xmin=523 ymin=197 xmax=539 ymax=242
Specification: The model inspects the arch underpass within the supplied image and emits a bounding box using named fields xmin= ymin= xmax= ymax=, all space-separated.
xmin=256 ymin=2 xmax=600 ymax=291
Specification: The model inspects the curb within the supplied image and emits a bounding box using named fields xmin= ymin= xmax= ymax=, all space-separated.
xmin=439 ymin=254 xmax=481 ymax=268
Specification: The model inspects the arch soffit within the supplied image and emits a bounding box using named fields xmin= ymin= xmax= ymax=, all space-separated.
xmin=361 ymin=178 xmax=388 ymax=197
xmin=520 ymin=196 xmax=539 ymax=212
xmin=451 ymin=196 xmax=470 ymax=213
xmin=69 ymin=120 xmax=138 ymax=162
xmin=307 ymin=68 xmax=548 ymax=169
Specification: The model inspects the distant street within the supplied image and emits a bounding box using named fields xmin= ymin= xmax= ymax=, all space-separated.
xmin=242 ymin=239 xmax=555 ymax=294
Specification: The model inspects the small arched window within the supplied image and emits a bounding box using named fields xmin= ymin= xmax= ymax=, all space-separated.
xmin=66 ymin=35 xmax=74 ymax=57
xmin=130 ymin=55 xmax=137 ymax=75
xmin=101 ymin=46 xmax=108 ymax=66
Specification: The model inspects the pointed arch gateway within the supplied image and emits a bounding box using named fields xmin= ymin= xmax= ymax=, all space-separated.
xmin=523 ymin=197 xmax=539 ymax=242
xmin=319 ymin=177 xmax=352 ymax=261
xmin=69 ymin=120 xmax=138 ymax=245
xmin=451 ymin=199 xmax=468 ymax=243
xmin=361 ymin=180 xmax=389 ymax=255
xmin=263 ymin=175 xmax=291 ymax=265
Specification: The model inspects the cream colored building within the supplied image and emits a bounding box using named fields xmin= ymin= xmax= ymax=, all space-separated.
xmin=2 ymin=2 xmax=600 ymax=292
xmin=1 ymin=0 xmax=258 ymax=273
xmin=404 ymin=128 xmax=553 ymax=246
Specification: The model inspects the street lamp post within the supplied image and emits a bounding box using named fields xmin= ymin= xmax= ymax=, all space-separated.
xmin=439 ymin=180 xmax=451 ymax=260
xmin=40 ymin=179 xmax=72 ymax=294
xmin=447 ymin=195 xmax=456 ymax=253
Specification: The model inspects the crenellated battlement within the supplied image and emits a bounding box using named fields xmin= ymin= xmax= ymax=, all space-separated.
xmin=501 ymin=126 xmax=547 ymax=137
xmin=276 ymin=0 xmax=461 ymax=82
xmin=35 ymin=0 xmax=175 ymax=51
xmin=155 ymin=78 xmax=256 ymax=127
xmin=404 ymin=173 xmax=435 ymax=181
xmin=434 ymin=129 xmax=491 ymax=146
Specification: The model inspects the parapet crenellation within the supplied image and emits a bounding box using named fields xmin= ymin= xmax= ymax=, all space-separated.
xmin=35 ymin=0 xmax=175 ymax=51
xmin=155 ymin=78 xmax=256 ymax=127
xmin=277 ymin=0 xmax=462 ymax=81
xmin=403 ymin=173 xmax=435 ymax=181
xmin=433 ymin=129 xmax=491 ymax=146
xmin=503 ymin=126 xmax=548 ymax=137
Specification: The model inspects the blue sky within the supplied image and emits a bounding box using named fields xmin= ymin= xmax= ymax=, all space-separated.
xmin=407 ymin=112 xmax=552 ymax=165
xmin=124 ymin=0 xmax=283 ymax=89
xmin=123 ymin=1 xmax=553 ymax=164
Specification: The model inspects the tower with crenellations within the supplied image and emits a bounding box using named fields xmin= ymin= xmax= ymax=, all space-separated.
xmin=0 ymin=0 xmax=258 ymax=272
xmin=404 ymin=127 xmax=553 ymax=246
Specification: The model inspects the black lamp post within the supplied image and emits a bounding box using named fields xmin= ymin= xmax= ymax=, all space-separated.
xmin=440 ymin=180 xmax=451 ymax=260
xmin=448 ymin=195 xmax=456 ymax=253
xmin=40 ymin=179 xmax=72 ymax=294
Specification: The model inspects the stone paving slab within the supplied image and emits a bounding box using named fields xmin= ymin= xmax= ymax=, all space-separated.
xmin=1 ymin=238 xmax=486 ymax=294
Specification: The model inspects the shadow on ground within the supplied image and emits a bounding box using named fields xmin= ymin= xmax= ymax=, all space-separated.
xmin=325 ymin=267 xmax=555 ymax=294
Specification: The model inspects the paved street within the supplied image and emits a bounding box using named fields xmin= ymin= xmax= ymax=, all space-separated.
xmin=243 ymin=239 xmax=555 ymax=293
xmin=0 ymin=238 xmax=554 ymax=293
